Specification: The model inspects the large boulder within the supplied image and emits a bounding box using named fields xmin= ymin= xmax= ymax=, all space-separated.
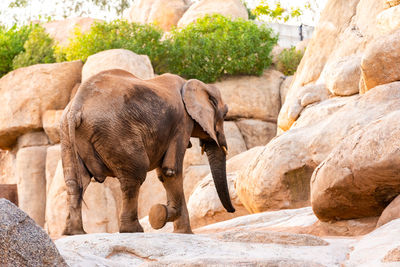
xmin=321 ymin=54 xmax=362 ymax=96
xmin=311 ymin=105 xmax=400 ymax=221
xmin=377 ymin=195 xmax=400 ymax=228
xmin=42 ymin=110 xmax=64 ymax=144
xmin=81 ymin=49 xmax=154 ymax=82
xmin=237 ymin=83 xmax=400 ymax=214
xmin=45 ymin=144 xmax=61 ymax=194
xmin=235 ymin=119 xmax=276 ymax=149
xmin=16 ymin=146 xmax=47 ymax=227
xmin=46 ymin=161 xmax=122 ymax=237
xmin=278 ymin=0 xmax=386 ymax=132
xmin=177 ymin=0 xmax=248 ymax=28
xmin=376 ymin=5 xmax=400 ymax=35
xmin=0 ymin=61 xmax=82 ymax=149
xmin=360 ymin=29 xmax=400 ymax=93
xmin=43 ymin=17 xmax=99 ymax=46
xmin=215 ymin=69 xmax=283 ymax=122
xmin=128 ymin=0 xmax=190 ymax=31
xmin=138 ymin=170 xmax=165 ymax=219
xmin=0 ymin=199 xmax=67 ymax=266
xmin=187 ymin=147 xmax=263 ymax=228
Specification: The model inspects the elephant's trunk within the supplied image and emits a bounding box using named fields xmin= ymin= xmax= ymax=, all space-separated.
xmin=204 ymin=141 xmax=235 ymax=213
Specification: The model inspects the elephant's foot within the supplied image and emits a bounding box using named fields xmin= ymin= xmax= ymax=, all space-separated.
xmin=62 ymin=220 xmax=86 ymax=235
xmin=173 ymin=227 xmax=193 ymax=234
xmin=120 ymin=219 xmax=144 ymax=233
xmin=149 ymin=204 xmax=168 ymax=230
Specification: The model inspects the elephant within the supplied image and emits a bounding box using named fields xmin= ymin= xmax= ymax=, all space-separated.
xmin=60 ymin=69 xmax=235 ymax=235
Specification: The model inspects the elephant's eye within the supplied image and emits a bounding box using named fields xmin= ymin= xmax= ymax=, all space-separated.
xmin=209 ymin=96 xmax=218 ymax=108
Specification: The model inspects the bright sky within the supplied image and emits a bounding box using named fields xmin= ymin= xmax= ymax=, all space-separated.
xmin=0 ymin=0 xmax=328 ymax=28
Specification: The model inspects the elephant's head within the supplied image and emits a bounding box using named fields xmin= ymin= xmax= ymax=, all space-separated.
xmin=182 ymin=79 xmax=235 ymax=213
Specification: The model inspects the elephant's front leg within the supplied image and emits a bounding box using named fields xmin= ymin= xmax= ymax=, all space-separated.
xmin=119 ymin=177 xmax=144 ymax=233
xmin=149 ymin=168 xmax=193 ymax=234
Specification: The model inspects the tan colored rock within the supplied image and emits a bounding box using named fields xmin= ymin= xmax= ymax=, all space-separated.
xmin=46 ymin=161 xmax=122 ymax=237
xmin=238 ymin=82 xmax=400 ymax=214
xmin=377 ymin=6 xmax=400 ymax=35
xmin=17 ymin=131 xmax=49 ymax=149
xmin=279 ymin=0 xmax=386 ymax=132
xmin=346 ymin=219 xmax=400 ymax=266
xmin=360 ymin=29 xmax=400 ymax=94
xmin=322 ymin=54 xmax=361 ymax=96
xmin=56 ymin=222 xmax=351 ymax=266
xmin=278 ymin=83 xmax=328 ymax=131
xmin=236 ymin=119 xmax=276 ymax=149
xmin=45 ymin=145 xmax=61 ymax=194
xmin=377 ymin=195 xmax=400 ymax=228
xmin=311 ymin=84 xmax=400 ymax=222
xmin=43 ymin=17 xmax=99 ymax=46
xmin=295 ymin=39 xmax=309 ymax=52
xmin=216 ymin=69 xmax=283 ymax=122
xmin=187 ymin=147 xmax=263 ymax=228
xmin=183 ymin=165 xmax=210 ymax=201
xmin=82 ymin=49 xmax=154 ymax=82
xmin=183 ymin=138 xmax=209 ymax=168
xmin=0 ymin=61 xmax=82 ymax=149
xmin=138 ymin=170 xmax=165 ymax=219
xmin=177 ymin=0 xmax=248 ymax=28
xmin=280 ymin=75 xmax=293 ymax=106
xmin=0 ymin=149 xmax=16 ymax=184
xmin=42 ymin=110 xmax=63 ymax=144
xmin=17 ymin=146 xmax=47 ymax=227
xmin=223 ymin=121 xmax=247 ymax=157
xmin=128 ymin=0 xmax=190 ymax=31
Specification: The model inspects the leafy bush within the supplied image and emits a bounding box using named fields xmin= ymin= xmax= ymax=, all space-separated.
xmin=276 ymin=46 xmax=304 ymax=76
xmin=12 ymin=25 xmax=56 ymax=69
xmin=165 ymin=14 xmax=278 ymax=82
xmin=62 ymin=20 xmax=167 ymax=72
xmin=0 ymin=24 xmax=32 ymax=77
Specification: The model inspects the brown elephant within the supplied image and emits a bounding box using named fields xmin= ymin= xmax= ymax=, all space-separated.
xmin=60 ymin=69 xmax=235 ymax=235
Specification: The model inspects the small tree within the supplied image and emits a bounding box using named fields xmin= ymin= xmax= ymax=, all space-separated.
xmin=12 ymin=25 xmax=56 ymax=69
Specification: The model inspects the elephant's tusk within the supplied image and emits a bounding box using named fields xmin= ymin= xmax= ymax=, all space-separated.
xmin=201 ymin=144 xmax=205 ymax=155
xmin=222 ymin=146 xmax=228 ymax=156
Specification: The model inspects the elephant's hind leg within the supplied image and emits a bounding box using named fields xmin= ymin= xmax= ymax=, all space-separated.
xmin=118 ymin=175 xmax=145 ymax=233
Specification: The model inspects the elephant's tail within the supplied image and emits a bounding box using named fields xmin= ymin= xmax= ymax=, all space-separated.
xmin=67 ymin=103 xmax=83 ymax=200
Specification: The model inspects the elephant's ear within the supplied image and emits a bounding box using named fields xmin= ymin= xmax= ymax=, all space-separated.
xmin=182 ymin=79 xmax=218 ymax=145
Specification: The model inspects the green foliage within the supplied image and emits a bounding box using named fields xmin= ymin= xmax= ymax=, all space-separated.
xmin=253 ymin=1 xmax=303 ymax=23
xmin=62 ymin=20 xmax=167 ymax=72
xmin=165 ymin=14 xmax=278 ymax=83
xmin=12 ymin=25 xmax=56 ymax=69
xmin=0 ymin=24 xmax=32 ymax=77
xmin=276 ymin=46 xmax=304 ymax=76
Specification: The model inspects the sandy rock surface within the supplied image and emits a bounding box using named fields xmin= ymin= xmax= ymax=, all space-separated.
xmin=82 ymin=49 xmax=154 ymax=82
xmin=177 ymin=0 xmax=248 ymax=28
xmin=42 ymin=110 xmax=63 ymax=144
xmin=377 ymin=195 xmax=400 ymax=228
xmin=0 ymin=61 xmax=82 ymax=149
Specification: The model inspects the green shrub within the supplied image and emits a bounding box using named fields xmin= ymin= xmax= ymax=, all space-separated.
xmin=62 ymin=20 xmax=167 ymax=72
xmin=0 ymin=24 xmax=33 ymax=77
xmin=165 ymin=14 xmax=278 ymax=82
xmin=12 ymin=25 xmax=56 ymax=69
xmin=276 ymin=46 xmax=304 ymax=76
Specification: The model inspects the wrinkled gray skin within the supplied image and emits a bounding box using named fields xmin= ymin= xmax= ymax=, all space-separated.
xmin=60 ymin=69 xmax=235 ymax=235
